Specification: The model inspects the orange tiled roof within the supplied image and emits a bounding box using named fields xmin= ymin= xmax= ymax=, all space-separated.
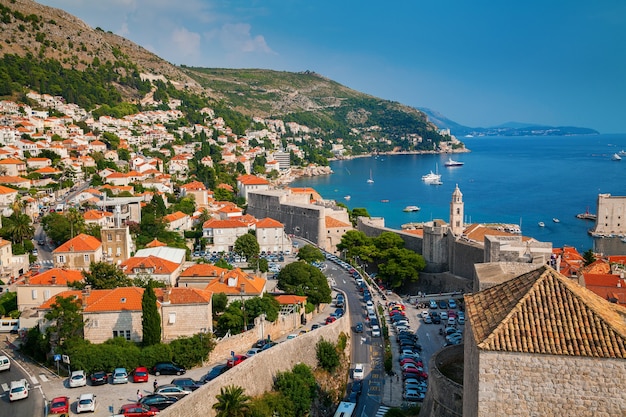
xmin=83 ymin=210 xmax=113 ymax=221
xmin=288 ymin=187 xmax=323 ymax=201
xmin=120 ymin=256 xmax=180 ymax=275
xmin=463 ymin=223 xmax=531 ymax=243
xmin=155 ymin=287 xmax=213 ymax=304
xmin=202 ymin=218 xmax=250 ymax=229
xmin=163 ymin=211 xmax=188 ymax=223
xmin=217 ymin=183 xmax=233 ymax=192
xmin=237 ymin=174 xmax=270 ymax=185
xmin=180 ymin=263 xmax=228 ymax=278
xmin=256 ymin=217 xmax=283 ymax=228
xmin=53 ymin=233 xmax=101 ymax=253
xmin=204 ymin=269 xmax=265 ymax=295
xmin=23 ymin=268 xmax=84 ymax=285
xmin=465 ymin=265 xmax=626 ymax=358
xmin=274 ymin=294 xmax=307 ymax=305
xmin=325 ymin=216 xmax=351 ymax=228
xmin=0 ymin=184 xmax=18 ymax=195
xmin=145 ymin=238 xmax=167 ymax=248
xmin=181 ymin=181 xmax=206 ymax=191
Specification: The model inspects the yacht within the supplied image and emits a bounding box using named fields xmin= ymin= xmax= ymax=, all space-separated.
xmin=612 ymin=153 xmax=622 ymax=161
xmin=422 ymin=164 xmax=442 ymax=183
xmin=344 ymin=195 xmax=351 ymax=201
xmin=553 ymin=218 xmax=560 ymax=223
xmin=444 ymin=157 xmax=464 ymax=167
xmin=538 ymin=221 xmax=545 ymax=227
xmin=403 ymin=206 xmax=421 ymax=212
xmin=367 ymin=169 xmax=374 ymax=183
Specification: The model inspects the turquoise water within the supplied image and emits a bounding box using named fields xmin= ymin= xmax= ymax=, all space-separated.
xmin=291 ymin=134 xmax=626 ymax=253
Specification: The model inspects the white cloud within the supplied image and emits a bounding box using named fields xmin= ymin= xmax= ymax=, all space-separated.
xmin=170 ymin=27 xmax=202 ymax=59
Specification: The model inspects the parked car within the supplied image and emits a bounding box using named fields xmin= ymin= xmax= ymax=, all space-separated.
xmin=351 ymin=380 xmax=363 ymax=395
xmin=355 ymin=322 xmax=364 ymax=333
xmin=404 ymin=389 xmax=426 ymax=402
xmin=261 ymin=341 xmax=278 ymax=351
xmin=353 ymin=363 xmax=365 ymax=380
xmin=154 ymin=384 xmax=192 ymax=399
xmin=372 ymin=325 xmax=381 ymax=337
xmin=423 ymin=315 xmax=432 ymax=324
xmin=429 ymin=299 xmax=438 ymax=309
xmin=448 ymin=317 xmax=457 ymax=326
xmin=246 ymin=348 xmax=262 ymax=357
xmin=69 ymin=370 xmax=87 ymax=388
xmin=118 ymin=403 xmax=159 ymax=417
xmin=448 ymin=299 xmax=457 ymax=309
xmin=76 ymin=393 xmax=96 ymax=413
xmin=202 ymin=364 xmax=229 ymax=382
xmin=325 ymin=316 xmax=337 ymax=325
xmin=439 ymin=311 xmax=448 ymax=320
xmin=171 ymin=377 xmax=205 ymax=391
xmin=9 ymin=379 xmax=29 ymax=401
xmin=227 ymin=354 xmax=247 ymax=368
xmin=151 ymin=362 xmax=186 ymax=376
xmin=112 ymin=367 xmax=128 ymax=384
xmin=49 ymin=396 xmax=70 ymax=414
xmin=89 ymin=370 xmax=108 ymax=386
xmin=138 ymin=394 xmax=178 ymax=411
xmin=132 ymin=367 xmax=149 ymax=383
xmin=457 ymin=316 xmax=465 ymax=325
xmin=420 ymin=310 xmax=430 ymax=319
xmin=438 ymin=300 xmax=447 ymax=309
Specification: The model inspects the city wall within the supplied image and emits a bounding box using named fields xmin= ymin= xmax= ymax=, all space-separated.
xmin=448 ymin=238 xmax=484 ymax=280
xmin=159 ymin=314 xmax=351 ymax=417
xmin=419 ymin=344 xmax=464 ymax=417
xmin=357 ymin=217 xmax=423 ymax=253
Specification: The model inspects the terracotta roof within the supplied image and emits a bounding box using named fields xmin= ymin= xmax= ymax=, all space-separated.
xmin=120 ymin=255 xmax=180 ymax=275
xmin=288 ymin=187 xmax=323 ymax=201
xmin=274 ymin=294 xmax=307 ymax=305
xmin=23 ymin=268 xmax=84 ymax=285
xmin=325 ymin=216 xmax=351 ymax=228
xmin=463 ymin=223 xmax=528 ymax=242
xmin=145 ymin=238 xmax=167 ymax=248
xmin=237 ymin=174 xmax=269 ymax=185
xmin=181 ymin=181 xmax=206 ymax=190
xmin=155 ymin=287 xmax=213 ymax=304
xmin=204 ymin=269 xmax=265 ymax=296
xmin=83 ymin=287 xmax=144 ymax=312
xmin=216 ymin=183 xmax=233 ymax=191
xmin=83 ymin=210 xmax=113 ymax=220
xmin=403 ymin=228 xmax=424 ymax=237
xmin=256 ymin=217 xmax=283 ymax=228
xmin=0 ymin=184 xmax=18 ymax=195
xmin=180 ymin=263 xmax=228 ymax=278
xmin=163 ymin=211 xmax=188 ymax=222
xmin=202 ymin=218 xmax=250 ymax=229
xmin=53 ymin=233 xmax=101 ymax=253
xmin=465 ymin=265 xmax=626 ymax=358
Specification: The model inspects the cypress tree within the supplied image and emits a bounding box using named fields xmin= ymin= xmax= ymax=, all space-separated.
xmin=142 ymin=285 xmax=161 ymax=346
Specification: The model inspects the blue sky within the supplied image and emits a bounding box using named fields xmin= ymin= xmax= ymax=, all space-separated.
xmin=39 ymin=1 xmax=626 ymax=133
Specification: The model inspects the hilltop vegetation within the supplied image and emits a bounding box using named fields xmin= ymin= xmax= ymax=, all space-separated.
xmin=0 ymin=0 xmax=452 ymax=155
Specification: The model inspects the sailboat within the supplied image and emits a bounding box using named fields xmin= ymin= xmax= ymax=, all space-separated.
xmin=367 ymin=169 xmax=374 ymax=184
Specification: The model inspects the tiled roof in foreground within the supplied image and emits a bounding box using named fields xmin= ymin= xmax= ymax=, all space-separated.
xmin=465 ymin=265 xmax=626 ymax=358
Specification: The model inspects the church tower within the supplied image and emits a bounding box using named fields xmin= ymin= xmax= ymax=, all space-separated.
xmin=450 ymin=184 xmax=464 ymax=236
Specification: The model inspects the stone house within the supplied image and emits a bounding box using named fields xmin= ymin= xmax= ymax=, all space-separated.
xmin=177 ymin=263 xmax=227 ymax=289
xmin=83 ymin=209 xmax=114 ymax=228
xmin=463 ymin=265 xmax=626 ymax=417
xmin=204 ymin=269 xmax=266 ymax=304
xmin=202 ymin=218 xmax=252 ymax=253
xmin=16 ymin=268 xmax=84 ymax=312
xmin=236 ymin=174 xmax=270 ymax=200
xmin=0 ymin=158 xmax=26 ymax=176
xmin=119 ymin=255 xmax=183 ymax=287
xmin=180 ymin=180 xmax=211 ymax=209
xmin=255 ymin=217 xmax=291 ymax=254
xmin=163 ymin=211 xmax=192 ymax=232
xmin=52 ymin=233 xmax=103 ymax=271
xmin=37 ymin=286 xmax=213 ymax=344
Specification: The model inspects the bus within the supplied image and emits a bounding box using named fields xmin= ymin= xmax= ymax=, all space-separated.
xmin=333 ymin=401 xmax=356 ymax=417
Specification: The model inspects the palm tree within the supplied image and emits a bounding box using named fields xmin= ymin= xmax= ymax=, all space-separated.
xmin=6 ymin=212 xmax=34 ymax=245
xmin=212 ymin=385 xmax=250 ymax=417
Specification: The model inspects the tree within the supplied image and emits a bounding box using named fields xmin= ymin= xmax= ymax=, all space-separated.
xmin=80 ymin=262 xmax=134 ymax=289
xmin=374 ymin=231 xmax=405 ymax=250
xmin=583 ymin=249 xmax=596 ymax=266
xmin=336 ymin=230 xmax=373 ymax=259
xmin=350 ymin=207 xmax=371 ymax=225
xmin=296 ymin=244 xmax=325 ymax=263
xmin=277 ymin=261 xmax=332 ymax=306
xmin=378 ymin=247 xmax=426 ymax=288
xmin=213 ymin=385 xmax=250 ymax=417
xmin=316 ymin=338 xmax=340 ymax=372
xmin=243 ymin=294 xmax=280 ymax=323
xmin=141 ymin=285 xmax=161 ymax=346
xmin=44 ymin=295 xmax=84 ymax=348
xmin=41 ymin=211 xmax=85 ymax=244
xmin=234 ymin=233 xmax=260 ymax=264
xmin=212 ymin=293 xmax=229 ymax=315
xmin=273 ymin=363 xmax=317 ymax=416
xmin=2 ymin=212 xmax=34 ymax=245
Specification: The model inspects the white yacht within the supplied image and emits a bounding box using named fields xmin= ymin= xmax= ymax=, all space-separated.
xmin=538 ymin=221 xmax=545 ymax=227
xmin=422 ymin=164 xmax=442 ymax=183
xmin=367 ymin=169 xmax=374 ymax=183
xmin=612 ymin=153 xmax=622 ymax=161
xmin=403 ymin=206 xmax=421 ymax=212
xmin=444 ymin=157 xmax=464 ymax=167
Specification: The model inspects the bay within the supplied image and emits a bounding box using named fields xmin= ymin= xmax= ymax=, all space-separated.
xmin=290 ymin=134 xmax=626 ymax=254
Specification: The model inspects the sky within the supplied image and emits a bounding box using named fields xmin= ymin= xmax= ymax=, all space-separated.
xmin=38 ymin=1 xmax=626 ymax=133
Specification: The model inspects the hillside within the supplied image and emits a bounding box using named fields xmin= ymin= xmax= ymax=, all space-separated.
xmin=0 ymin=0 xmax=453 ymax=154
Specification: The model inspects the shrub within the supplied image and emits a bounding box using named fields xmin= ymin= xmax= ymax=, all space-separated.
xmin=316 ymin=338 xmax=340 ymax=372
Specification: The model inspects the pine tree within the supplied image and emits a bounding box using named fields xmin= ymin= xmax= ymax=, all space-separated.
xmin=141 ymin=285 xmax=161 ymax=346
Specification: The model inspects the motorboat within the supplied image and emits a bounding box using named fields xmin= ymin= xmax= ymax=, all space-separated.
xmin=619 ymin=150 xmax=626 ymax=156
xmin=380 ymin=199 xmax=389 ymax=203
xmin=403 ymin=206 xmax=421 ymax=212
xmin=612 ymin=153 xmax=622 ymax=161
xmin=444 ymin=157 xmax=464 ymax=167
xmin=367 ymin=169 xmax=374 ymax=183
xmin=553 ymin=218 xmax=560 ymax=223
xmin=538 ymin=222 xmax=545 ymax=227
xmin=422 ymin=164 xmax=442 ymax=183
xmin=344 ymin=195 xmax=351 ymax=201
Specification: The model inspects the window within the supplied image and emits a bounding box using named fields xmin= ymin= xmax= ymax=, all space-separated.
xmin=31 ymin=289 xmax=37 ymax=300
xmin=58 ymin=255 xmax=65 ymax=263
xmin=116 ymin=247 xmax=121 ymax=256
xmin=117 ymin=234 xmax=121 ymax=241
xmin=44 ymin=290 xmax=50 ymax=300
xmin=168 ymin=313 xmax=176 ymax=324
xmin=113 ymin=330 xmax=131 ymax=341
xmin=84 ymin=254 xmax=90 ymax=262
xmin=107 ymin=233 xmax=113 ymax=242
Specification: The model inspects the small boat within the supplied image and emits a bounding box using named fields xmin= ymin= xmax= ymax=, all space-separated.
xmin=576 ymin=208 xmax=597 ymax=221
xmin=444 ymin=157 xmax=464 ymax=167
xmin=367 ymin=169 xmax=374 ymax=183
xmin=538 ymin=222 xmax=545 ymax=227
xmin=619 ymin=150 xmax=626 ymax=156
xmin=612 ymin=153 xmax=622 ymax=161
xmin=403 ymin=206 xmax=421 ymax=212
xmin=380 ymin=199 xmax=389 ymax=203
xmin=344 ymin=195 xmax=351 ymax=201
xmin=553 ymin=218 xmax=560 ymax=223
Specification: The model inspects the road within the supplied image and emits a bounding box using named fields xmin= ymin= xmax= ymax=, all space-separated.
xmin=0 ymin=348 xmax=45 ymax=416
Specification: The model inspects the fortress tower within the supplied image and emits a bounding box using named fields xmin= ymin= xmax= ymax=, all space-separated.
xmin=450 ymin=184 xmax=464 ymax=236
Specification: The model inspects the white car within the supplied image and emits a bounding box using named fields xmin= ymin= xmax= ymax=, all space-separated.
xmin=372 ymin=325 xmax=381 ymax=337
xmin=112 ymin=367 xmax=128 ymax=384
xmin=420 ymin=310 xmax=430 ymax=319
xmin=9 ymin=379 xmax=29 ymax=401
xmin=77 ymin=393 xmax=96 ymax=413
xmin=246 ymin=348 xmax=262 ymax=357
xmin=353 ymin=363 xmax=364 ymax=380
xmin=69 ymin=370 xmax=87 ymax=388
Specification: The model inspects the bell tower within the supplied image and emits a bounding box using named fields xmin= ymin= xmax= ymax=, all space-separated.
xmin=450 ymin=184 xmax=464 ymax=236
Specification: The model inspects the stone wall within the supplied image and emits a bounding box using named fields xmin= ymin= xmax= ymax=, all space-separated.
xmin=419 ymin=344 xmax=464 ymax=417
xmin=159 ymin=315 xmax=351 ymax=417
xmin=83 ymin=310 xmax=142 ymax=344
xmin=470 ymin=350 xmax=626 ymax=417
xmin=462 ymin=322 xmax=480 ymax=417
xmin=449 ymin=239 xmax=484 ymax=280
xmin=161 ymin=303 xmax=212 ymax=341
xmin=357 ymin=217 xmax=423 ymax=254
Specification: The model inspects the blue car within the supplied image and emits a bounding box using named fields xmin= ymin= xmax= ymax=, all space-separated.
xmin=448 ymin=299 xmax=457 ymax=309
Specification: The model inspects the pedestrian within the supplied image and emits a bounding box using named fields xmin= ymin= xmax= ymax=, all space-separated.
xmin=153 ymin=379 xmax=158 ymax=392
xmin=396 ymin=374 xmax=399 ymax=382
xmin=137 ymin=390 xmax=143 ymax=401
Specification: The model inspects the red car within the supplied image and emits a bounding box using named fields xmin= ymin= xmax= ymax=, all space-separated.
xmin=49 ymin=396 xmax=70 ymax=414
xmin=400 ymin=358 xmax=424 ymax=367
xmin=118 ymin=403 xmax=159 ymax=417
xmin=325 ymin=316 xmax=337 ymax=325
xmin=132 ymin=366 xmax=149 ymax=383
xmin=226 ymin=354 xmax=247 ymax=368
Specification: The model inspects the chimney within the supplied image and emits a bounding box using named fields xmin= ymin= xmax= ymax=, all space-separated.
xmin=163 ymin=288 xmax=171 ymax=304
xmin=24 ymin=275 xmax=30 ymax=285
xmin=51 ymin=275 xmax=57 ymax=285
xmin=82 ymin=285 xmax=91 ymax=305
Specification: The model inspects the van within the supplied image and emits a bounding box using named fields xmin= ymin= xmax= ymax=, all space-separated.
xmin=0 ymin=355 xmax=10 ymax=371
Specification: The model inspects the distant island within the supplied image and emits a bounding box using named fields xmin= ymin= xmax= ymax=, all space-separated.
xmin=419 ymin=108 xmax=600 ymax=137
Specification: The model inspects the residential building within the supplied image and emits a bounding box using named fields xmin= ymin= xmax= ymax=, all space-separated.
xmin=202 ymin=218 xmax=252 ymax=253
xmin=204 ymin=268 xmax=266 ymax=304
xmin=119 ymin=255 xmax=182 ymax=287
xmin=163 ymin=211 xmax=192 ymax=232
xmin=256 ymin=217 xmax=291 ymax=254
xmin=52 ymin=233 xmax=103 ymax=271
xmin=237 ymin=174 xmax=270 ymax=200
xmin=16 ymin=268 xmax=84 ymax=311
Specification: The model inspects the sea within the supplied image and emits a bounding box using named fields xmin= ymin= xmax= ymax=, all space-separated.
xmin=290 ymin=133 xmax=626 ymax=255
